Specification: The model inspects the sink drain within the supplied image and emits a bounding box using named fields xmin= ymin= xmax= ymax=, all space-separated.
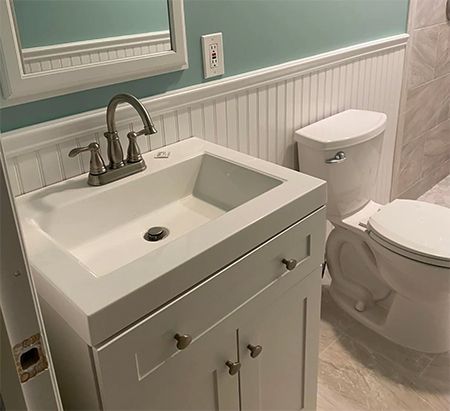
xmin=144 ymin=226 xmax=169 ymax=242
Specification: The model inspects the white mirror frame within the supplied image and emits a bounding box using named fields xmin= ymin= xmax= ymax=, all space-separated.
xmin=0 ymin=0 xmax=188 ymax=106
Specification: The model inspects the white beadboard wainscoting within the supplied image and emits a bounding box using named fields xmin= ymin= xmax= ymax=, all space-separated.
xmin=1 ymin=34 xmax=408 ymax=203
xmin=22 ymin=31 xmax=172 ymax=75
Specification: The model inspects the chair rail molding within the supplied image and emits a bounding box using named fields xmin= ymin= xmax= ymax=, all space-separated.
xmin=1 ymin=34 xmax=409 ymax=204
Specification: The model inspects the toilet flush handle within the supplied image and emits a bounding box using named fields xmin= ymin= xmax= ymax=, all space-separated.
xmin=325 ymin=151 xmax=346 ymax=164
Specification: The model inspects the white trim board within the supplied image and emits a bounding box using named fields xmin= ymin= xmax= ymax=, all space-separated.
xmin=21 ymin=31 xmax=171 ymax=74
xmin=1 ymin=34 xmax=408 ymax=204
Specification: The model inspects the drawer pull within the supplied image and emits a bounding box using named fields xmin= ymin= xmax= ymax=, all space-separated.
xmin=174 ymin=333 xmax=192 ymax=350
xmin=282 ymin=258 xmax=298 ymax=271
xmin=225 ymin=360 xmax=241 ymax=375
xmin=247 ymin=344 xmax=263 ymax=358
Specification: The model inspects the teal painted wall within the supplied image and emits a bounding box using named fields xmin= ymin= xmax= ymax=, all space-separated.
xmin=1 ymin=0 xmax=409 ymax=132
xmin=13 ymin=0 xmax=170 ymax=48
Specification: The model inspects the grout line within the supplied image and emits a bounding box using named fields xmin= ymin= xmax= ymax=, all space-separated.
xmin=412 ymin=21 xmax=449 ymax=32
xmin=407 ymin=71 xmax=450 ymax=93
xmin=418 ymin=355 xmax=437 ymax=378
xmin=319 ymin=331 xmax=343 ymax=356
xmin=401 ymin=116 xmax=450 ymax=149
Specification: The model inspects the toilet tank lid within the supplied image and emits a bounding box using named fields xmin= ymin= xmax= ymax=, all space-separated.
xmin=294 ymin=109 xmax=387 ymax=150
xmin=367 ymin=199 xmax=450 ymax=262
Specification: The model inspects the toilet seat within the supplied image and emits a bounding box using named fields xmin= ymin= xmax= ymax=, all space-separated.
xmin=367 ymin=199 xmax=450 ymax=268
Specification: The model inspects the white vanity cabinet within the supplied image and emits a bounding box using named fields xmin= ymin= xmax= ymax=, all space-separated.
xmin=238 ymin=271 xmax=320 ymax=411
xmin=91 ymin=208 xmax=325 ymax=410
xmin=98 ymin=270 xmax=320 ymax=411
xmin=97 ymin=313 xmax=241 ymax=410
xmin=95 ymin=271 xmax=321 ymax=411
xmin=16 ymin=137 xmax=327 ymax=410
xmin=42 ymin=207 xmax=325 ymax=410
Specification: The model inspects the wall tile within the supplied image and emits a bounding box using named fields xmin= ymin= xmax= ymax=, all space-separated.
xmin=413 ymin=0 xmax=447 ymax=29
xmin=422 ymin=119 xmax=450 ymax=175
xmin=392 ymin=112 xmax=406 ymax=184
xmin=393 ymin=0 xmax=450 ymax=199
xmin=397 ymin=137 xmax=425 ymax=194
xmin=436 ymin=23 xmax=450 ymax=77
xmin=399 ymin=159 xmax=450 ymax=199
xmin=404 ymin=74 xmax=449 ymax=142
xmin=408 ymin=26 xmax=439 ymax=88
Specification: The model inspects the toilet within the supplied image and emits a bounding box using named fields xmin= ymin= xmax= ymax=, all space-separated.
xmin=295 ymin=109 xmax=450 ymax=353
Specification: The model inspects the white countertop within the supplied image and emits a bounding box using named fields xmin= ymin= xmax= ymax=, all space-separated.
xmin=17 ymin=137 xmax=326 ymax=346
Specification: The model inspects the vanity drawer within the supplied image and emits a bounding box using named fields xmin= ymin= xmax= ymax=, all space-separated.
xmin=93 ymin=207 xmax=325 ymax=398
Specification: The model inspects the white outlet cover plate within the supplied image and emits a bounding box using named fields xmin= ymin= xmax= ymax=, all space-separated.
xmin=201 ymin=32 xmax=225 ymax=79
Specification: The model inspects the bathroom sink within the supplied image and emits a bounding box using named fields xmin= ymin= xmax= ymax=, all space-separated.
xmin=28 ymin=153 xmax=281 ymax=277
xmin=17 ymin=137 xmax=326 ymax=344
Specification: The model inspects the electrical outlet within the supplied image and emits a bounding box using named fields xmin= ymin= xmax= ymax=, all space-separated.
xmin=201 ymin=33 xmax=224 ymax=79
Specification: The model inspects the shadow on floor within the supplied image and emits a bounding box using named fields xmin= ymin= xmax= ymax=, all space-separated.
xmin=320 ymin=285 xmax=450 ymax=398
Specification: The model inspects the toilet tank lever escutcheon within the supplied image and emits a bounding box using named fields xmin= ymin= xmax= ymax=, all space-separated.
xmin=325 ymin=151 xmax=346 ymax=164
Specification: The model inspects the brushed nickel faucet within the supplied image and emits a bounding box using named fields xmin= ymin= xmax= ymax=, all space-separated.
xmin=69 ymin=93 xmax=157 ymax=186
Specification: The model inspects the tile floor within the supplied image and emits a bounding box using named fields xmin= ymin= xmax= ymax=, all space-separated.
xmin=418 ymin=175 xmax=450 ymax=208
xmin=317 ymin=175 xmax=450 ymax=411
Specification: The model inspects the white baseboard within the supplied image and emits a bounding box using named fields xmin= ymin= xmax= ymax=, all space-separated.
xmin=1 ymin=33 xmax=408 ymax=203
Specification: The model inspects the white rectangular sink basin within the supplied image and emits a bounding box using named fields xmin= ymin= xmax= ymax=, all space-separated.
xmin=34 ymin=154 xmax=282 ymax=277
xmin=17 ymin=137 xmax=325 ymax=345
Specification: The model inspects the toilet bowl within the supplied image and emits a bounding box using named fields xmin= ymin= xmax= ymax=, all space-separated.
xmin=295 ymin=109 xmax=450 ymax=353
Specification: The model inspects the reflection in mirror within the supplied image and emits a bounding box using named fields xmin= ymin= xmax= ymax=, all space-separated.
xmin=0 ymin=0 xmax=187 ymax=103
xmin=12 ymin=0 xmax=172 ymax=75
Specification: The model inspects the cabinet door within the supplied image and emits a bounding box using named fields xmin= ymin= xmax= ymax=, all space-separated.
xmin=238 ymin=270 xmax=321 ymax=411
xmin=95 ymin=316 xmax=240 ymax=410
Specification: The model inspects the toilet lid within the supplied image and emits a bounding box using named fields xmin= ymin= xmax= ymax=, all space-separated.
xmin=294 ymin=109 xmax=387 ymax=150
xmin=367 ymin=199 xmax=450 ymax=264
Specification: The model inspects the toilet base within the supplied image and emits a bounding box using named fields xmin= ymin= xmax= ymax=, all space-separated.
xmin=329 ymin=283 xmax=450 ymax=353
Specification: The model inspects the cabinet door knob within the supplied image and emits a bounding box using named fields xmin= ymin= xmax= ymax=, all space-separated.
xmin=174 ymin=333 xmax=192 ymax=350
xmin=225 ymin=360 xmax=241 ymax=375
xmin=247 ymin=344 xmax=263 ymax=358
xmin=282 ymin=258 xmax=298 ymax=271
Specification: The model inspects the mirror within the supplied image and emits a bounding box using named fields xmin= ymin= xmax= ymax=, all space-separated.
xmin=13 ymin=0 xmax=171 ymax=74
xmin=0 ymin=0 xmax=188 ymax=105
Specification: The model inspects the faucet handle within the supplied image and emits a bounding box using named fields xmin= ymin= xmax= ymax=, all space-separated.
xmin=126 ymin=130 xmax=145 ymax=163
xmin=69 ymin=142 xmax=107 ymax=175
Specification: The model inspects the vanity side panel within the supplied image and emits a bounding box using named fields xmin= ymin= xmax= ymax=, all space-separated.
xmin=40 ymin=299 xmax=101 ymax=410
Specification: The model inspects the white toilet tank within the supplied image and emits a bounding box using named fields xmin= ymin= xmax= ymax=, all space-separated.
xmin=295 ymin=109 xmax=387 ymax=222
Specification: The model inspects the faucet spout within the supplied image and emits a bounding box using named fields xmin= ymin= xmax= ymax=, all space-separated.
xmin=106 ymin=93 xmax=157 ymax=135
xmin=104 ymin=93 xmax=157 ymax=169
xmin=69 ymin=93 xmax=153 ymax=185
